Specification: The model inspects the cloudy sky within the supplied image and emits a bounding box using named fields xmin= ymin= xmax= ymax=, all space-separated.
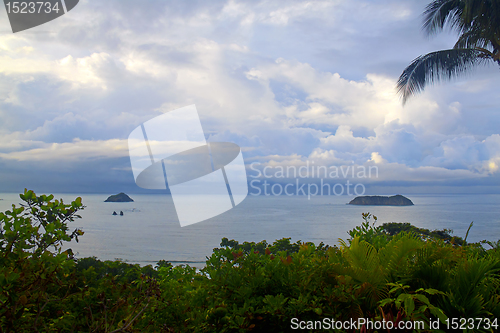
xmin=0 ymin=0 xmax=499 ymax=194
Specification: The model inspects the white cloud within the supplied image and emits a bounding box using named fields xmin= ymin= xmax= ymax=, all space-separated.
xmin=0 ymin=139 xmax=129 ymax=162
xmin=369 ymin=152 xmax=386 ymax=164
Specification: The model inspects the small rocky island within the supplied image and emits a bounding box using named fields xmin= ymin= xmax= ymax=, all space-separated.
xmin=104 ymin=193 xmax=134 ymax=202
xmin=348 ymin=194 xmax=413 ymax=206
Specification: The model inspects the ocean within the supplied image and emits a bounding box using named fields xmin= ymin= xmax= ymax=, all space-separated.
xmin=1 ymin=193 xmax=499 ymax=267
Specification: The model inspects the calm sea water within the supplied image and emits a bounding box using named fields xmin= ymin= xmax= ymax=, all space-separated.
xmin=1 ymin=193 xmax=499 ymax=267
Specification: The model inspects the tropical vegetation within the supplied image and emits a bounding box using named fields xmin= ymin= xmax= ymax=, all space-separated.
xmin=397 ymin=0 xmax=500 ymax=104
xmin=1 ymin=190 xmax=500 ymax=332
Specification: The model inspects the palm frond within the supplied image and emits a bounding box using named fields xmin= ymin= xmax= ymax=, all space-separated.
xmin=423 ymin=0 xmax=500 ymax=35
xmin=461 ymin=0 xmax=500 ymax=29
xmin=343 ymin=237 xmax=380 ymax=275
xmin=423 ymin=0 xmax=463 ymax=35
xmin=380 ymin=232 xmax=423 ymax=279
xmin=444 ymin=257 xmax=500 ymax=317
xmin=397 ymin=48 xmax=489 ymax=104
xmin=454 ymin=25 xmax=494 ymax=50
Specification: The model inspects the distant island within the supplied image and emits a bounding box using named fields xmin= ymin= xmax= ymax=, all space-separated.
xmin=348 ymin=194 xmax=413 ymax=206
xmin=104 ymin=193 xmax=134 ymax=202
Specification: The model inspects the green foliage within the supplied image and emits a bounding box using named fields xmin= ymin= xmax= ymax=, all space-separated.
xmin=379 ymin=283 xmax=447 ymax=330
xmin=0 ymin=190 xmax=159 ymax=332
xmin=347 ymin=213 xmax=390 ymax=249
xmin=1 ymin=192 xmax=500 ymax=332
xmin=381 ymin=221 xmax=465 ymax=245
xmin=0 ymin=189 xmax=85 ymax=331
xmin=217 ymin=236 xmax=329 ymax=256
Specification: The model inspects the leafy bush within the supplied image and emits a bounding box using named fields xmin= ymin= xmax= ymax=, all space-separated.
xmin=0 ymin=190 xmax=159 ymax=332
xmin=0 ymin=189 xmax=84 ymax=331
xmin=380 ymin=222 xmax=466 ymax=245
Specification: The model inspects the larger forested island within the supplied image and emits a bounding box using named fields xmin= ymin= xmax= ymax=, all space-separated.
xmin=348 ymin=194 xmax=413 ymax=206
xmin=104 ymin=193 xmax=134 ymax=202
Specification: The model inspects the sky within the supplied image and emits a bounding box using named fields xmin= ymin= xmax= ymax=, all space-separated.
xmin=0 ymin=0 xmax=500 ymax=195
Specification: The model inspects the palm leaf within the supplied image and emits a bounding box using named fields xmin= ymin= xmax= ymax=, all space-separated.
xmin=401 ymin=0 xmax=500 ymax=103
xmin=379 ymin=232 xmax=423 ymax=280
xmin=442 ymin=257 xmax=500 ymax=317
xmin=451 ymin=258 xmax=500 ymax=307
xmin=423 ymin=0 xmax=500 ymax=35
xmin=397 ymin=48 xmax=488 ymax=104
xmin=337 ymin=237 xmax=385 ymax=288
xmin=341 ymin=237 xmax=381 ymax=278
xmin=454 ymin=26 xmax=495 ymax=50
xmin=423 ymin=0 xmax=464 ymax=35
